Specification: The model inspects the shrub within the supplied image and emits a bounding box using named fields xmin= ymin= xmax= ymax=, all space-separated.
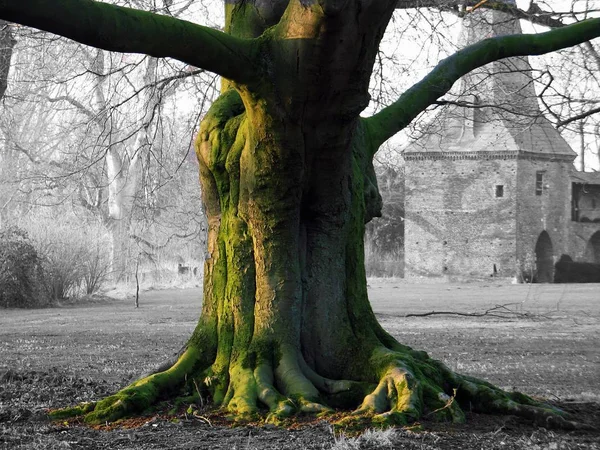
xmin=80 ymin=226 xmax=112 ymax=295
xmin=0 ymin=227 xmax=46 ymax=308
xmin=364 ymin=240 xmax=404 ymax=278
xmin=364 ymin=164 xmax=404 ymax=278
xmin=24 ymin=215 xmax=111 ymax=300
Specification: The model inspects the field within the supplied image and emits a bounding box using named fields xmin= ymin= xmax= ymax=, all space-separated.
xmin=1 ymin=280 xmax=599 ymax=449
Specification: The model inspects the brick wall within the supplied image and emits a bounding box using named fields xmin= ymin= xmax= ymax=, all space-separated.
xmin=405 ymin=156 xmax=517 ymax=280
xmin=569 ymin=225 xmax=600 ymax=262
xmin=515 ymin=159 xmax=573 ymax=279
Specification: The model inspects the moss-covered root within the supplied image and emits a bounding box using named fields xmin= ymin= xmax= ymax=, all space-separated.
xmin=49 ymin=347 xmax=201 ymax=424
xmin=455 ymin=375 xmax=595 ymax=430
xmin=224 ymin=346 xmax=349 ymax=423
xmin=350 ymin=364 xmax=465 ymax=426
xmin=341 ymin=347 xmax=591 ymax=430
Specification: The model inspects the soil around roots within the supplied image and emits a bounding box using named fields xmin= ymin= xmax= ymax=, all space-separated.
xmin=47 ymin=337 xmax=595 ymax=431
xmin=2 ymin=369 xmax=600 ymax=450
xmin=2 ymin=283 xmax=599 ymax=448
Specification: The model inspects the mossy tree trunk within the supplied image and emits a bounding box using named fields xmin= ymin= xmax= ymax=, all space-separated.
xmin=2 ymin=0 xmax=600 ymax=428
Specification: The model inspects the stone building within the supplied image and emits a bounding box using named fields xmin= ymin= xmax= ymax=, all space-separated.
xmin=403 ymin=3 xmax=600 ymax=281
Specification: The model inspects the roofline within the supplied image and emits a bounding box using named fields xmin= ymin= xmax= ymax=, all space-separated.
xmin=403 ymin=150 xmax=576 ymax=162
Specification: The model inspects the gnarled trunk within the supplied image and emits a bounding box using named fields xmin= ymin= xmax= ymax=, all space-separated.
xmin=193 ymin=87 xmax=384 ymax=414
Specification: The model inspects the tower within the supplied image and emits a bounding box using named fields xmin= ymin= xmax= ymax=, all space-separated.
xmin=403 ymin=3 xmax=576 ymax=281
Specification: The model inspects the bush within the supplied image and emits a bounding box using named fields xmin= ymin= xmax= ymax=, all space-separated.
xmin=364 ymin=241 xmax=404 ymax=278
xmin=0 ymin=227 xmax=46 ymax=308
xmin=79 ymin=225 xmax=112 ymax=295
xmin=364 ymin=164 xmax=404 ymax=277
xmin=24 ymin=215 xmax=111 ymax=300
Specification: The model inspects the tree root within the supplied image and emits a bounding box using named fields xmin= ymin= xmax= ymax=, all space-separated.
xmin=50 ymin=343 xmax=593 ymax=431
xmin=336 ymin=346 xmax=592 ymax=430
xmin=49 ymin=347 xmax=201 ymax=424
xmin=222 ymin=345 xmax=336 ymax=423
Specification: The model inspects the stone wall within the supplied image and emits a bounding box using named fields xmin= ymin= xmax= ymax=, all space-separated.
xmin=515 ymin=158 xmax=573 ymax=280
xmin=405 ymin=155 xmax=517 ymax=280
xmin=569 ymin=224 xmax=600 ymax=262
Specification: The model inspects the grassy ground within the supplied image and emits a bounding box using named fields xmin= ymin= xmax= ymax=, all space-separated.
xmin=1 ymin=280 xmax=599 ymax=449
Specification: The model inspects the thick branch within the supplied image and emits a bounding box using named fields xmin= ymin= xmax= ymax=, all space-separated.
xmin=0 ymin=0 xmax=258 ymax=84
xmin=364 ymin=18 xmax=600 ymax=151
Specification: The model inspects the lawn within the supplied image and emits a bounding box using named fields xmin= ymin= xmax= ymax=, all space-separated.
xmin=1 ymin=280 xmax=599 ymax=449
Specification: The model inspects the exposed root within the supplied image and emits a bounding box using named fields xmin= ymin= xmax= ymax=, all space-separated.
xmin=455 ymin=375 xmax=594 ymax=430
xmin=222 ymin=345 xmax=334 ymax=423
xmin=50 ymin=341 xmax=591 ymax=431
xmin=49 ymin=347 xmax=201 ymax=424
xmin=334 ymin=346 xmax=587 ymax=430
xmin=351 ymin=365 xmax=436 ymax=426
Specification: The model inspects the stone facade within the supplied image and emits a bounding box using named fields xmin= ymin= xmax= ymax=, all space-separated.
xmin=405 ymin=155 xmax=518 ymax=279
xmin=403 ymin=3 xmax=600 ymax=281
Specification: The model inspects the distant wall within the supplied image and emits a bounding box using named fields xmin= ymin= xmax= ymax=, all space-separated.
xmin=515 ymin=158 xmax=573 ymax=280
xmin=404 ymin=155 xmax=517 ymax=280
xmin=569 ymin=225 xmax=600 ymax=263
xmin=572 ymin=183 xmax=600 ymax=223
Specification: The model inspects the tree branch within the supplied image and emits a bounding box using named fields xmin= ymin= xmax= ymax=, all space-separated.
xmin=400 ymin=303 xmax=544 ymax=319
xmin=41 ymin=94 xmax=96 ymax=121
xmin=364 ymin=18 xmax=600 ymax=152
xmin=556 ymin=106 xmax=600 ymax=129
xmin=395 ymin=0 xmax=567 ymax=29
xmin=0 ymin=0 xmax=259 ymax=84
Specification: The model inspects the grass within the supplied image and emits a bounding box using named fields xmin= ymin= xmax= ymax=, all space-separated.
xmin=1 ymin=281 xmax=599 ymax=449
xmin=331 ymin=428 xmax=396 ymax=449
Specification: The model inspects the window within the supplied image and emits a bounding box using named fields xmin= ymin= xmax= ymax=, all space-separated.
xmin=535 ymin=172 xmax=545 ymax=196
xmin=495 ymin=185 xmax=504 ymax=198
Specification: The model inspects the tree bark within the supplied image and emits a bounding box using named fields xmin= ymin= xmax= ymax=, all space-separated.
xmin=3 ymin=0 xmax=599 ymax=429
xmin=0 ymin=19 xmax=14 ymax=101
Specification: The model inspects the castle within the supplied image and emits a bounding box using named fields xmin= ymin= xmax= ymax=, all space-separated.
xmin=403 ymin=4 xmax=600 ymax=282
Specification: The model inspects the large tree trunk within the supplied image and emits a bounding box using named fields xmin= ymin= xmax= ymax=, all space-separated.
xmin=48 ymin=1 xmax=586 ymax=429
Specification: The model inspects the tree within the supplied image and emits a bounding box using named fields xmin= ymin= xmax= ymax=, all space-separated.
xmin=2 ymin=0 xmax=599 ymax=427
xmin=365 ymin=164 xmax=404 ymax=277
xmin=0 ymin=22 xmax=212 ymax=276
xmin=0 ymin=19 xmax=13 ymax=101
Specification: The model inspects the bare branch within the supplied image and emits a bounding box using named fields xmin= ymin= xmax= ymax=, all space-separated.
xmin=363 ymin=17 xmax=600 ymax=151
xmin=399 ymin=303 xmax=545 ymax=319
xmin=395 ymin=0 xmax=568 ymax=28
xmin=556 ymin=105 xmax=600 ymax=128
xmin=40 ymin=95 xmax=96 ymax=120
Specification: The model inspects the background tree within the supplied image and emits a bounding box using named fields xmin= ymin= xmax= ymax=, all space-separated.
xmin=0 ymin=19 xmax=13 ymax=100
xmin=1 ymin=0 xmax=599 ymax=428
xmin=364 ymin=164 xmax=404 ymax=277
xmin=0 ymin=10 xmax=215 ymax=281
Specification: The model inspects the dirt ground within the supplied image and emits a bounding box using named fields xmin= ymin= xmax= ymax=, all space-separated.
xmin=1 ymin=280 xmax=599 ymax=449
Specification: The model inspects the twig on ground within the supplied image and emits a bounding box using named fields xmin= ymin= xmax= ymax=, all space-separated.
xmin=192 ymin=411 xmax=212 ymax=426
xmin=402 ymin=303 xmax=551 ymax=319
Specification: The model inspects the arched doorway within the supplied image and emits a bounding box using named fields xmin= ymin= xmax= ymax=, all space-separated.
xmin=584 ymin=231 xmax=600 ymax=263
xmin=534 ymin=231 xmax=554 ymax=283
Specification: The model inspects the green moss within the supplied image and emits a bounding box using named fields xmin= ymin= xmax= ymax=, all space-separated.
xmin=241 ymin=351 xmax=257 ymax=371
xmin=249 ymin=337 xmax=280 ymax=368
xmin=342 ymin=122 xmax=384 ymax=352
xmin=49 ymin=402 xmax=95 ymax=420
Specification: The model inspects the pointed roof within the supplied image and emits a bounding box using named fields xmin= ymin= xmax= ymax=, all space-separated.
xmin=405 ymin=4 xmax=576 ymax=161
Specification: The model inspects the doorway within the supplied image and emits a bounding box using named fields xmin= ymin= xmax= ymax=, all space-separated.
xmin=534 ymin=231 xmax=554 ymax=283
xmin=584 ymin=231 xmax=600 ymax=263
